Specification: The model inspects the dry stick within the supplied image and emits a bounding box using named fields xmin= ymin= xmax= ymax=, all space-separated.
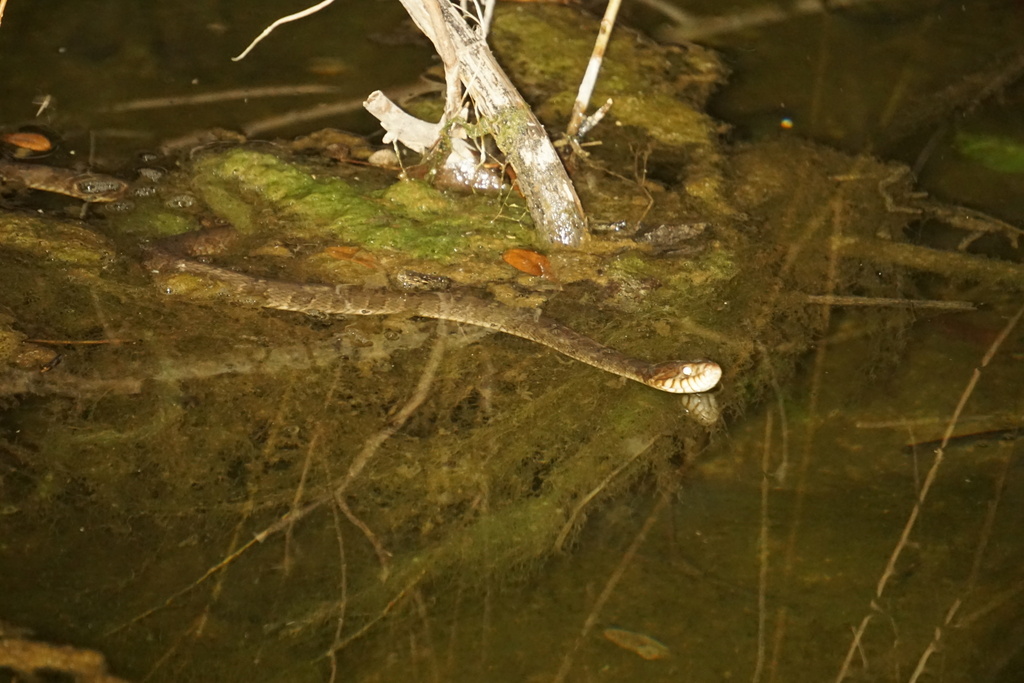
xmin=833 ymin=302 xmax=1024 ymax=683
xmin=232 ymin=0 xmax=337 ymax=62
xmin=964 ymin=446 xmax=1016 ymax=594
xmin=109 ymin=326 xmax=447 ymax=635
xmin=566 ymin=0 xmax=621 ymax=138
xmin=411 ymin=590 xmax=443 ymax=682
xmin=855 ymin=415 xmax=995 ymax=430
xmin=478 ymin=0 xmax=497 ymax=36
xmin=633 ymin=0 xmax=694 ymax=26
xmin=364 ymin=89 xmax=444 ymax=154
xmin=27 ymin=338 xmax=138 ymax=345
xmin=551 ymin=491 xmax=672 ymax=683
xmin=188 ymin=378 xmax=301 ymax=636
xmin=957 ymin=580 xmax=1024 ymax=632
xmin=402 ymin=0 xmax=465 ymax=115
xmin=884 ymin=49 xmax=1024 ymax=159
xmin=284 ymin=426 xmax=321 ymax=574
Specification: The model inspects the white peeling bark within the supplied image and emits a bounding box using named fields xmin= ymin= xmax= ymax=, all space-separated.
xmin=363 ymin=91 xmax=442 ymax=154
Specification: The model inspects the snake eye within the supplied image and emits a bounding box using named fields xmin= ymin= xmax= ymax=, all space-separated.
xmin=682 ymin=365 xmax=694 ymax=376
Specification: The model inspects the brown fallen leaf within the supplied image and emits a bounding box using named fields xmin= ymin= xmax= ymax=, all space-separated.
xmin=502 ymin=247 xmax=558 ymax=281
xmin=323 ymin=246 xmax=378 ymax=269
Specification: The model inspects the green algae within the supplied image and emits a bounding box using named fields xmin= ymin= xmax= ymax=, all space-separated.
xmin=0 ymin=213 xmax=114 ymax=266
xmin=490 ymin=4 xmax=724 ymax=152
xmin=182 ymin=147 xmax=536 ymax=263
xmin=955 ymin=131 xmax=1024 ymax=174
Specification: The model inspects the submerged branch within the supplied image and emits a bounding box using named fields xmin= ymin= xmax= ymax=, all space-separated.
xmin=803 ymin=294 xmax=976 ymax=311
xmin=838 ymin=236 xmax=1024 ymax=287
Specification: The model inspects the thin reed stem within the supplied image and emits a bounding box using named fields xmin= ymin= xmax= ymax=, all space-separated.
xmin=752 ymin=411 xmax=774 ymax=683
xmin=566 ymin=0 xmax=622 ymax=138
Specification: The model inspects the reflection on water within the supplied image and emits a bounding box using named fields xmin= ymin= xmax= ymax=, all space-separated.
xmin=1 ymin=1 xmax=1023 ymax=682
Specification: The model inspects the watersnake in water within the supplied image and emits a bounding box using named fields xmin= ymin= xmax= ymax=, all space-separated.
xmin=0 ymin=159 xmax=127 ymax=202
xmin=144 ymin=250 xmax=722 ymax=394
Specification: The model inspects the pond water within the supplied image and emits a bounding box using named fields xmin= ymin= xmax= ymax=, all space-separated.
xmin=1 ymin=1 xmax=1023 ymax=682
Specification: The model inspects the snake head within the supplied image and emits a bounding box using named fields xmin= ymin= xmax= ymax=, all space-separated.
xmin=648 ymin=360 xmax=722 ymax=394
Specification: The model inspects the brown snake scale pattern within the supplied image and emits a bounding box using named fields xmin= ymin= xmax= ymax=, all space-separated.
xmin=145 ymin=250 xmax=722 ymax=394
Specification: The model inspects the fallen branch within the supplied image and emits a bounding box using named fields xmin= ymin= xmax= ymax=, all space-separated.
xmin=373 ymin=0 xmax=588 ymax=247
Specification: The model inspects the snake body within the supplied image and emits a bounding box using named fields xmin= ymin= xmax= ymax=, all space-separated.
xmin=145 ymin=250 xmax=722 ymax=394
xmin=0 ymin=159 xmax=127 ymax=202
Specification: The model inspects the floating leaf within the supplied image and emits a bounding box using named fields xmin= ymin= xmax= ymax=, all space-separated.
xmin=502 ymin=248 xmax=557 ymax=280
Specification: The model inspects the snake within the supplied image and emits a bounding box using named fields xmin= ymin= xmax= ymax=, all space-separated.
xmin=0 ymin=159 xmax=127 ymax=202
xmin=144 ymin=250 xmax=722 ymax=394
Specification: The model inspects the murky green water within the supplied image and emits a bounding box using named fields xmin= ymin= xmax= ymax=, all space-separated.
xmin=1 ymin=1 xmax=1023 ymax=682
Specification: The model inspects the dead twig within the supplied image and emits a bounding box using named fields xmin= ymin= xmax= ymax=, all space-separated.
xmin=232 ymin=0 xmax=338 ymax=62
xmin=566 ymin=0 xmax=621 ymax=139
